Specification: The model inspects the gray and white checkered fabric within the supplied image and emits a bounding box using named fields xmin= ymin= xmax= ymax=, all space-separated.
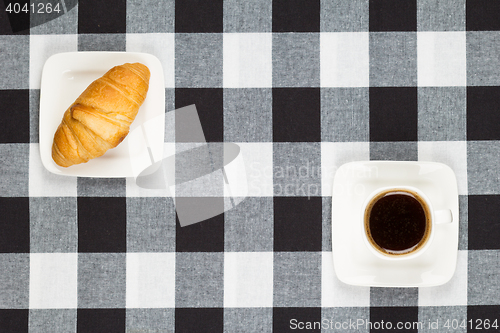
xmin=1 ymin=0 xmax=500 ymax=332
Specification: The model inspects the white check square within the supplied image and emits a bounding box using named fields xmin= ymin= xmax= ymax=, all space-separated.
xmin=321 ymin=252 xmax=370 ymax=307
xmin=238 ymin=143 xmax=273 ymax=197
xmin=223 ymin=33 xmax=272 ymax=88
xmin=321 ymin=142 xmax=370 ymax=197
xmin=320 ymin=32 xmax=369 ymax=87
xmin=126 ymin=253 xmax=176 ymax=308
xmin=29 ymin=34 xmax=78 ymax=90
xmin=224 ymin=252 xmax=273 ymax=307
xmin=29 ymin=253 xmax=77 ymax=309
xmin=418 ymin=32 xmax=466 ymax=87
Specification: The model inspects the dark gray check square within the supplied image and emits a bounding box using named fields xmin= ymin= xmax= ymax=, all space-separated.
xmin=370 ymin=288 xmax=418 ymax=307
xmin=273 ymin=143 xmax=321 ymax=197
xmin=29 ymin=197 xmax=77 ymax=253
xmin=223 ymin=88 xmax=272 ymax=142
xmin=321 ymin=0 xmax=369 ymax=32
xmin=126 ymin=309 xmax=174 ymax=333
xmin=0 ymin=254 xmax=29 ymax=309
xmin=370 ymin=142 xmax=418 ymax=161
xmin=0 ymin=36 xmax=29 ymax=89
xmin=0 ymin=6 xmax=11 ymax=34
xmin=418 ymin=87 xmax=466 ymax=141
xmin=466 ymin=0 xmax=500 ymax=31
xmin=126 ymin=197 xmax=176 ymax=252
xmin=468 ymin=195 xmax=500 ymax=250
xmin=418 ymin=306 xmax=467 ymax=333
xmin=417 ymin=0 xmax=465 ymax=31
xmin=77 ymin=178 xmax=126 ymax=197
xmin=0 ymin=144 xmax=29 ymax=197
xmin=321 ymin=307 xmax=370 ymax=332
xmin=467 ymin=141 xmax=500 ymax=195
xmin=175 ymin=33 xmax=223 ymax=88
xmin=77 ymin=197 xmax=126 ymax=253
xmin=30 ymin=5 xmax=78 ymax=35
xmin=78 ymin=34 xmax=126 ymax=51
xmin=224 ymin=197 xmax=273 ymax=252
xmin=223 ymin=0 xmax=272 ymax=32
xmin=223 ymin=308 xmax=272 ymax=333
xmin=273 ymin=252 xmax=321 ymax=307
xmin=321 ymin=88 xmax=369 ymax=142
xmin=467 ymin=31 xmax=500 ymax=86
xmin=126 ymin=0 xmax=174 ymax=33
xmin=78 ymin=253 xmax=126 ymax=308
xmin=28 ymin=309 xmax=77 ymax=333
xmin=468 ymin=250 xmax=500 ymax=305
xmin=78 ymin=0 xmax=126 ymax=34
xmin=369 ymin=32 xmax=417 ymax=87
xmin=0 ymin=310 xmax=28 ymax=332
xmin=175 ymin=252 xmax=224 ymax=307
xmin=369 ymin=0 xmax=417 ymax=32
xmin=272 ymin=33 xmax=320 ymax=87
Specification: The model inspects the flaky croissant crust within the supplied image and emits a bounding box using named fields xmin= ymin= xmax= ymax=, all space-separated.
xmin=52 ymin=62 xmax=150 ymax=167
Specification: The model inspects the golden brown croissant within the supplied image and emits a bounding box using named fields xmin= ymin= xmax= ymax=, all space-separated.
xmin=52 ymin=62 xmax=150 ymax=167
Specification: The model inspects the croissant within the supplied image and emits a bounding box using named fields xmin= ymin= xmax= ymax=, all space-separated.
xmin=52 ymin=62 xmax=150 ymax=167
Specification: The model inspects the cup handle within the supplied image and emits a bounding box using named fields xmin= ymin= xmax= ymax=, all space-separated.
xmin=435 ymin=209 xmax=453 ymax=224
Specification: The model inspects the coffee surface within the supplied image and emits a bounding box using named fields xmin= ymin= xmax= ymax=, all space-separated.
xmin=367 ymin=192 xmax=428 ymax=253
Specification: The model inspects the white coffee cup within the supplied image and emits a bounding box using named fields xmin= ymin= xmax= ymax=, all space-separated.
xmin=361 ymin=186 xmax=453 ymax=260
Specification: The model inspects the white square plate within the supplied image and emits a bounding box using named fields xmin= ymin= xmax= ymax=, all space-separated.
xmin=39 ymin=52 xmax=165 ymax=178
xmin=331 ymin=161 xmax=459 ymax=287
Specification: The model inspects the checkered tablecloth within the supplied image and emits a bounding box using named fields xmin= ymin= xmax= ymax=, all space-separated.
xmin=1 ymin=0 xmax=500 ymax=332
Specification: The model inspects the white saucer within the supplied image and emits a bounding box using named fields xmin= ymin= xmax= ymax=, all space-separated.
xmin=39 ymin=52 xmax=165 ymax=178
xmin=331 ymin=161 xmax=459 ymax=287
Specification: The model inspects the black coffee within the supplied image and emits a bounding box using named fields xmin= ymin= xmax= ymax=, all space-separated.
xmin=365 ymin=190 xmax=430 ymax=255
